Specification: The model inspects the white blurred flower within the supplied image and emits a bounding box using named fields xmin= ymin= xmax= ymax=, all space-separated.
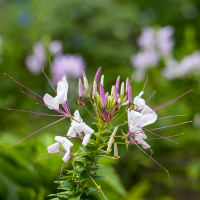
xmin=51 ymin=54 xmax=85 ymax=82
xmin=25 ymin=42 xmax=46 ymax=74
xmin=157 ymin=26 xmax=174 ymax=56
xmin=50 ymin=40 xmax=62 ymax=55
xmin=138 ymin=27 xmax=155 ymax=50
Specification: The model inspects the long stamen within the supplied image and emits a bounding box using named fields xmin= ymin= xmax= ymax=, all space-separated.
xmin=144 ymin=128 xmax=177 ymax=144
xmin=146 ymin=91 xmax=156 ymax=103
xmin=131 ymin=139 xmax=169 ymax=176
xmin=142 ymin=76 xmax=148 ymax=91
xmin=155 ymin=89 xmax=193 ymax=111
xmin=42 ymin=68 xmax=56 ymax=93
xmin=150 ymin=121 xmax=192 ymax=131
xmin=158 ymin=114 xmax=186 ymax=120
xmin=20 ymin=89 xmax=45 ymax=105
xmin=4 ymin=73 xmax=43 ymax=100
xmin=147 ymin=133 xmax=184 ymax=140
xmin=6 ymin=108 xmax=64 ymax=117
xmin=10 ymin=116 xmax=67 ymax=148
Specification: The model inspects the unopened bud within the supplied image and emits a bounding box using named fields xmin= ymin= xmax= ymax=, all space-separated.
xmin=107 ymin=127 xmax=118 ymax=152
xmin=114 ymin=143 xmax=119 ymax=158
xmin=100 ymin=75 xmax=104 ymax=86
xmin=120 ymin=82 xmax=125 ymax=97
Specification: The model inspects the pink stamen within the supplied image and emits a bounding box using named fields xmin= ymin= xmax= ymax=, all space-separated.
xmin=142 ymin=76 xmax=148 ymax=91
xmin=146 ymin=91 xmax=156 ymax=103
xmin=6 ymin=108 xmax=64 ymax=117
xmin=158 ymin=114 xmax=186 ymax=120
xmin=10 ymin=116 xmax=67 ymax=148
xmin=148 ymin=133 xmax=183 ymax=140
xmin=42 ymin=68 xmax=56 ymax=93
xmin=155 ymin=89 xmax=193 ymax=111
xmin=4 ymin=73 xmax=43 ymax=100
xmin=149 ymin=121 xmax=192 ymax=131
xmin=131 ymin=138 xmax=169 ymax=176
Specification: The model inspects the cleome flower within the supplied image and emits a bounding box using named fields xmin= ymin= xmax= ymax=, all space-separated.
xmin=128 ymin=91 xmax=157 ymax=149
xmin=48 ymin=136 xmax=73 ymax=163
xmin=67 ymin=110 xmax=94 ymax=146
xmin=43 ymin=76 xmax=70 ymax=115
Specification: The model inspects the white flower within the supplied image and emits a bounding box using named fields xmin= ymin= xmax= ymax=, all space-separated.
xmin=47 ymin=136 xmax=73 ymax=163
xmin=43 ymin=76 xmax=68 ymax=110
xmin=66 ymin=110 xmax=94 ymax=146
xmin=128 ymin=91 xmax=157 ymax=149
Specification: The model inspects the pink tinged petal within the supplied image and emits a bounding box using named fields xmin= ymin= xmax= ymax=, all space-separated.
xmin=94 ymin=67 xmax=102 ymax=83
xmin=43 ymin=94 xmax=59 ymax=110
xmin=67 ymin=126 xmax=77 ymax=138
xmin=128 ymin=85 xmax=132 ymax=106
xmin=55 ymin=136 xmax=73 ymax=151
xmin=78 ymin=78 xmax=83 ymax=98
xmin=100 ymin=84 xmax=106 ymax=108
xmin=126 ymin=78 xmax=129 ymax=94
xmin=82 ymin=71 xmax=89 ymax=90
xmin=114 ymin=86 xmax=118 ymax=104
xmin=82 ymin=134 xmax=91 ymax=146
xmin=138 ymin=139 xmax=150 ymax=149
xmin=73 ymin=124 xmax=84 ymax=134
xmin=47 ymin=142 xmax=60 ymax=153
xmin=73 ymin=110 xmax=83 ymax=124
xmin=82 ymin=123 xmax=94 ymax=134
xmin=62 ymin=150 xmax=71 ymax=163
xmin=55 ymin=76 xmax=68 ymax=104
xmin=134 ymin=91 xmax=145 ymax=110
xmin=115 ymin=76 xmax=120 ymax=93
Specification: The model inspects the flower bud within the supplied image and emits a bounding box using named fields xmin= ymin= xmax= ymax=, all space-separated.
xmin=92 ymin=81 xmax=97 ymax=98
xmin=115 ymin=76 xmax=120 ymax=93
xmin=126 ymin=78 xmax=129 ymax=94
xmin=107 ymin=126 xmax=118 ymax=153
xmin=100 ymin=74 xmax=104 ymax=86
xmin=79 ymin=78 xmax=83 ymax=98
xmin=128 ymin=84 xmax=132 ymax=107
xmin=114 ymin=143 xmax=119 ymax=158
xmin=120 ymin=82 xmax=125 ymax=97
xmin=100 ymin=84 xmax=106 ymax=109
xmin=94 ymin=67 xmax=102 ymax=83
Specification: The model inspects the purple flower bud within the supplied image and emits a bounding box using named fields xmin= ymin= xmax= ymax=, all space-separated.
xmin=114 ymin=86 xmax=118 ymax=104
xmin=128 ymin=84 xmax=132 ymax=106
xmin=115 ymin=76 xmax=120 ymax=93
xmin=126 ymin=78 xmax=129 ymax=94
xmin=79 ymin=78 xmax=83 ymax=98
xmin=100 ymin=84 xmax=106 ymax=108
xmin=94 ymin=67 xmax=102 ymax=83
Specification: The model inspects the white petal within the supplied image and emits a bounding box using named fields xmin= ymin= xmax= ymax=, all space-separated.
xmin=62 ymin=150 xmax=71 ymax=163
xmin=134 ymin=91 xmax=146 ymax=110
xmin=82 ymin=123 xmax=94 ymax=135
xmin=122 ymin=100 xmax=128 ymax=106
xmin=47 ymin=142 xmax=60 ymax=153
xmin=55 ymin=136 xmax=73 ymax=151
xmin=73 ymin=110 xmax=83 ymax=124
xmin=82 ymin=134 xmax=91 ymax=146
xmin=67 ymin=126 xmax=77 ymax=138
xmin=138 ymin=139 xmax=150 ymax=149
xmin=56 ymin=76 xmax=68 ymax=104
xmin=43 ymin=94 xmax=59 ymax=110
xmin=128 ymin=109 xmax=142 ymax=132
xmin=73 ymin=124 xmax=84 ymax=134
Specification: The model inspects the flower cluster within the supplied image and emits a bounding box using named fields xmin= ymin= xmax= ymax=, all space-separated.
xmin=5 ymin=67 xmax=190 ymax=199
xmin=131 ymin=26 xmax=200 ymax=80
xmin=131 ymin=26 xmax=174 ymax=80
xmin=25 ymin=40 xmax=85 ymax=82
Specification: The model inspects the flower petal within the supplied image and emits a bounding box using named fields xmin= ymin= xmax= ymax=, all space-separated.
xmin=55 ymin=136 xmax=73 ymax=151
xmin=47 ymin=142 xmax=60 ymax=153
xmin=67 ymin=126 xmax=77 ymax=138
xmin=82 ymin=134 xmax=91 ymax=146
xmin=43 ymin=93 xmax=59 ymax=110
xmin=82 ymin=123 xmax=94 ymax=135
xmin=62 ymin=150 xmax=71 ymax=163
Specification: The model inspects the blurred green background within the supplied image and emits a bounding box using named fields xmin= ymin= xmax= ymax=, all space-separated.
xmin=0 ymin=0 xmax=200 ymax=199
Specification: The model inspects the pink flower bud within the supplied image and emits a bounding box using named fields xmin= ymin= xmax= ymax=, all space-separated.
xmin=115 ymin=76 xmax=120 ymax=93
xmin=94 ymin=67 xmax=102 ymax=83
xmin=128 ymin=84 xmax=132 ymax=106
xmin=100 ymin=84 xmax=106 ymax=108
xmin=78 ymin=78 xmax=83 ymax=98
xmin=126 ymin=78 xmax=129 ymax=94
